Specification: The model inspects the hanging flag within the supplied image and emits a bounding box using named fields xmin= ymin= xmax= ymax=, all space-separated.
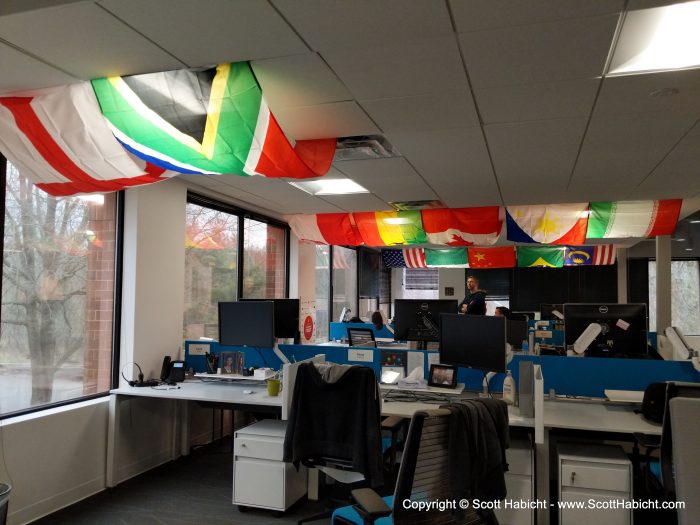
xmin=586 ymin=200 xmax=681 ymax=238
xmin=353 ymin=211 xmax=426 ymax=246
xmin=467 ymin=247 xmax=517 ymax=268
xmin=422 ymin=207 xmax=502 ymax=245
xmin=0 ymin=83 xmax=175 ymax=196
xmin=381 ymin=248 xmax=426 ymax=268
xmin=286 ymin=214 xmax=362 ymax=246
xmin=564 ymin=246 xmax=594 ymax=266
xmin=92 ymin=62 xmax=335 ymax=179
xmin=424 ymin=248 xmax=468 ymax=267
xmin=593 ymin=245 xmax=616 ymax=265
xmin=506 ymin=203 xmax=588 ymax=244
xmin=517 ymin=246 xmax=565 ymax=268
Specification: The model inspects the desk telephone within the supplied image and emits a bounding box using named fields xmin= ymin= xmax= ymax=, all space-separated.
xmin=160 ymin=356 xmax=186 ymax=384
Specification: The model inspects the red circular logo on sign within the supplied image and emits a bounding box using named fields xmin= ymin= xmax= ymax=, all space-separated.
xmin=303 ymin=315 xmax=314 ymax=340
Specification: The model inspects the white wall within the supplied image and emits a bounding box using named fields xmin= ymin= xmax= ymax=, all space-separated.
xmin=438 ymin=268 xmax=464 ymax=301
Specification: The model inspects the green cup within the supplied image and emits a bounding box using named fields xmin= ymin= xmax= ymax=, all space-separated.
xmin=267 ymin=378 xmax=281 ymax=397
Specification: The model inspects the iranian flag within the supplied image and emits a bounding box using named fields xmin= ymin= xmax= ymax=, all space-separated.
xmin=586 ymin=200 xmax=682 ymax=238
xmin=92 ymin=62 xmax=335 ymax=179
xmin=421 ymin=207 xmax=502 ymax=246
xmin=286 ymin=214 xmax=362 ymax=246
xmin=467 ymin=247 xmax=516 ymax=268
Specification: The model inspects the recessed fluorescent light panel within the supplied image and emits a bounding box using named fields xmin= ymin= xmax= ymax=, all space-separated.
xmin=289 ymin=178 xmax=369 ymax=196
xmin=608 ymin=1 xmax=700 ymax=76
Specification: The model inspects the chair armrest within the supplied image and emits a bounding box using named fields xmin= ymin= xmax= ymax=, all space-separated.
xmin=381 ymin=415 xmax=405 ymax=431
xmin=351 ymin=488 xmax=392 ymax=522
xmin=634 ymin=432 xmax=661 ymax=450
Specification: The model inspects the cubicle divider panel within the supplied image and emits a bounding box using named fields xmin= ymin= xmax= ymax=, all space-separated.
xmin=184 ymin=341 xmax=287 ymax=373
xmin=329 ymin=322 xmax=394 ymax=341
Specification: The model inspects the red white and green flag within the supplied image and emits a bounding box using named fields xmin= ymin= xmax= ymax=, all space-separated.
xmin=421 ymin=207 xmax=502 ymax=246
xmin=586 ymin=200 xmax=682 ymax=238
xmin=91 ymin=62 xmax=335 ymax=179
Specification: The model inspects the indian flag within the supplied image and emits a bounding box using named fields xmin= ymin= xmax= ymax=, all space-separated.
xmin=586 ymin=200 xmax=682 ymax=238
xmin=92 ymin=62 xmax=335 ymax=179
xmin=353 ymin=211 xmax=427 ymax=246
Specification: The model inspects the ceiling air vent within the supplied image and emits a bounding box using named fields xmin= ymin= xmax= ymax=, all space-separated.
xmin=390 ymin=200 xmax=444 ymax=211
xmin=334 ymin=135 xmax=399 ymax=161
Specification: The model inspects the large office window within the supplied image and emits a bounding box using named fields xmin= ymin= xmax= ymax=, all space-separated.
xmin=0 ymin=162 xmax=117 ymax=416
xmin=648 ymin=260 xmax=700 ymax=334
xmin=314 ymin=245 xmax=330 ymax=341
xmin=332 ymin=246 xmax=357 ymax=322
xmin=242 ymin=218 xmax=286 ymax=299
xmin=401 ymin=268 xmax=438 ymax=299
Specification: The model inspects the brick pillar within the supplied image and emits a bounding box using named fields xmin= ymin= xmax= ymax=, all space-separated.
xmin=83 ymin=196 xmax=116 ymax=394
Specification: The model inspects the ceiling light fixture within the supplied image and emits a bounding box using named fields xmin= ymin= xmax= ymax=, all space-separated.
xmin=690 ymin=220 xmax=700 ymax=224
xmin=608 ymin=0 xmax=700 ymax=76
xmin=289 ymin=178 xmax=369 ymax=196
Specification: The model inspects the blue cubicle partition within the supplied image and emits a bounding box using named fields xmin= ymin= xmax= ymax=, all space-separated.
xmin=329 ymin=322 xmax=394 ymax=341
xmin=185 ymin=340 xmax=700 ymax=398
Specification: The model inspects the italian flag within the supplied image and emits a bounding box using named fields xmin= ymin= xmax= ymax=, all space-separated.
xmin=586 ymin=200 xmax=682 ymax=238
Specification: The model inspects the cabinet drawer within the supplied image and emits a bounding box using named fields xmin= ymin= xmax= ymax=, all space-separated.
xmin=234 ymin=434 xmax=284 ymax=461
xmin=561 ymin=461 xmax=630 ymax=492
xmin=234 ymin=457 xmax=285 ymax=509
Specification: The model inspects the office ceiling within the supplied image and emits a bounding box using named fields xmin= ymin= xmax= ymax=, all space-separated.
xmin=1 ymin=0 xmax=700 ymax=224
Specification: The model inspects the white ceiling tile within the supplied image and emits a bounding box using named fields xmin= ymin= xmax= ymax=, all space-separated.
xmin=0 ymin=42 xmax=77 ymax=94
xmin=319 ymin=193 xmax=391 ymax=212
xmin=460 ymin=15 xmax=619 ymax=88
xmin=0 ymin=3 xmax=185 ymax=79
xmin=323 ymin=37 xmax=467 ymax=100
xmin=568 ymin=112 xmax=699 ymax=200
xmin=626 ymin=0 xmax=683 ymax=9
xmin=485 ymin=118 xmax=588 ymax=204
xmin=385 ymin=127 xmax=501 ymax=207
xmin=99 ymin=0 xmax=308 ymax=67
xmin=361 ymin=90 xmax=479 ymax=132
xmin=475 ymin=79 xmax=600 ymax=124
xmin=334 ymin=157 xmax=438 ymax=203
xmin=450 ymin=0 xmax=623 ymax=32
xmin=251 ymin=53 xmax=352 ymax=110
xmin=273 ymin=101 xmax=379 ymax=140
xmin=272 ymin=0 xmax=452 ymax=51
xmin=595 ymin=68 xmax=700 ymax=117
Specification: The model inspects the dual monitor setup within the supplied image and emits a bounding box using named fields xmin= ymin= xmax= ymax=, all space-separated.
xmin=218 ymin=299 xmax=300 ymax=348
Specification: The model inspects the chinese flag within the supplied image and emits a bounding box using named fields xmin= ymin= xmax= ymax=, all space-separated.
xmin=468 ymin=247 xmax=516 ymax=268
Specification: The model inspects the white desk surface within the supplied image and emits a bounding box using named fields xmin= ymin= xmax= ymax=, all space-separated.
xmin=110 ymin=380 xmax=282 ymax=407
xmin=381 ymin=400 xmax=534 ymax=428
xmin=543 ymin=399 xmax=661 ymax=435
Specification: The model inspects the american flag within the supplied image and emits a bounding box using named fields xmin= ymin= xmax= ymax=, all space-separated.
xmin=593 ymin=245 xmax=616 ymax=265
xmin=381 ymin=248 xmax=427 ymax=268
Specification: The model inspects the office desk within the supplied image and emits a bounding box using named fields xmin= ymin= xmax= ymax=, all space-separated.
xmin=543 ymin=400 xmax=661 ymax=435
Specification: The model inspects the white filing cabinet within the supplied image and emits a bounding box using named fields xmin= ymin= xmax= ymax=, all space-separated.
xmin=495 ymin=435 xmax=534 ymax=525
xmin=558 ymin=443 xmax=633 ymax=525
xmin=233 ymin=420 xmax=307 ymax=511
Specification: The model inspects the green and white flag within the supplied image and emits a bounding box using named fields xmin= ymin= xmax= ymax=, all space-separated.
xmin=424 ymin=248 xmax=468 ymax=267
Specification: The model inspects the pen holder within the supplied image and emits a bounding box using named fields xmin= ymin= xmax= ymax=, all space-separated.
xmin=266 ymin=378 xmax=281 ymax=397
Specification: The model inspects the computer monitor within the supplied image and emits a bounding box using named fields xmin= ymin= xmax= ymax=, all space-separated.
xmin=393 ymin=299 xmax=458 ymax=342
xmin=540 ymin=303 xmax=565 ymax=320
xmin=240 ymin=298 xmax=299 ymax=339
xmin=218 ymin=301 xmax=275 ymax=347
xmin=506 ymin=319 xmax=528 ymax=349
xmin=347 ymin=328 xmax=376 ymax=347
xmin=439 ymin=313 xmax=507 ymax=373
xmin=564 ymin=303 xmax=648 ymax=357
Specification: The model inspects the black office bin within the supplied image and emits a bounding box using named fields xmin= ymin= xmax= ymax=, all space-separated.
xmin=0 ymin=483 xmax=10 ymax=525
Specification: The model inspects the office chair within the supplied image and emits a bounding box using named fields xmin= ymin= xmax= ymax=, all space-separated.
xmin=283 ymin=362 xmax=384 ymax=524
xmin=332 ymin=408 xmax=500 ymax=525
xmin=669 ymin=397 xmax=700 ymax=525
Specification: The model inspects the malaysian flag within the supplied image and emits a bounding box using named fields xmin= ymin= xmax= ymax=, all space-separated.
xmin=381 ymin=248 xmax=426 ymax=268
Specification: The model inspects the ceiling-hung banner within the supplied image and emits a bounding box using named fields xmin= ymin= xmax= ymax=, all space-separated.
xmin=287 ymin=213 xmax=362 ymax=246
xmin=381 ymin=248 xmax=427 ymax=268
xmin=586 ymin=200 xmax=681 ymax=238
xmin=92 ymin=62 xmax=335 ymax=178
xmin=353 ymin=211 xmax=426 ymax=246
xmin=563 ymin=245 xmax=617 ymax=266
xmin=517 ymin=246 xmax=565 ymax=268
xmin=506 ymin=203 xmax=588 ymax=244
xmin=422 ymin=206 xmax=502 ymax=246
xmin=424 ymin=248 xmax=468 ymax=267
xmin=0 ymin=83 xmax=175 ymax=196
xmin=467 ymin=247 xmax=517 ymax=268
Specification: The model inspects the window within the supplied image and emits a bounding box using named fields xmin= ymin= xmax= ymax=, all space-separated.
xmin=314 ymin=245 xmax=330 ymax=341
xmin=401 ymin=268 xmax=438 ymax=299
xmin=242 ymin=218 xmax=286 ymax=299
xmin=184 ymin=202 xmax=239 ymax=340
xmin=332 ymin=246 xmax=357 ymax=322
xmin=648 ymin=260 xmax=700 ymax=335
xmin=0 ymin=162 xmax=117 ymax=416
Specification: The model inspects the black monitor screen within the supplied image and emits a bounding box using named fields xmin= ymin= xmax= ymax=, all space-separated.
xmin=393 ymin=299 xmax=458 ymax=342
xmin=506 ymin=319 xmax=528 ymax=348
xmin=540 ymin=304 xmax=564 ymax=320
xmin=218 ymin=301 xmax=274 ymax=347
xmin=564 ymin=303 xmax=648 ymax=357
xmin=240 ymin=299 xmax=300 ymax=338
xmin=439 ymin=314 xmax=507 ymax=373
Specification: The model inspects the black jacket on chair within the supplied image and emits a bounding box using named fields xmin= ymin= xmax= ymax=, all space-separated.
xmin=283 ymin=362 xmax=384 ymax=488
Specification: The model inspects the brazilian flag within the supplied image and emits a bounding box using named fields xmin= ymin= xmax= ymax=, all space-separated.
xmin=517 ymin=246 xmax=565 ymax=268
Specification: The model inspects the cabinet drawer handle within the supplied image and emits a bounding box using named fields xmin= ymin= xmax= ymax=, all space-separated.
xmin=570 ymin=471 xmax=576 ymax=485
xmin=241 ymin=443 xmax=247 ymax=447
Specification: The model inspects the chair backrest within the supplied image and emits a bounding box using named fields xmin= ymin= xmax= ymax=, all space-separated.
xmin=669 ymin=397 xmax=700 ymax=525
xmin=659 ymin=381 xmax=700 ymax=497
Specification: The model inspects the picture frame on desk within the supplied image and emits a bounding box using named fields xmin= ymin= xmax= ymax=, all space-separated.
xmin=219 ymin=352 xmax=235 ymax=374
xmin=428 ymin=364 xmax=457 ymax=388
